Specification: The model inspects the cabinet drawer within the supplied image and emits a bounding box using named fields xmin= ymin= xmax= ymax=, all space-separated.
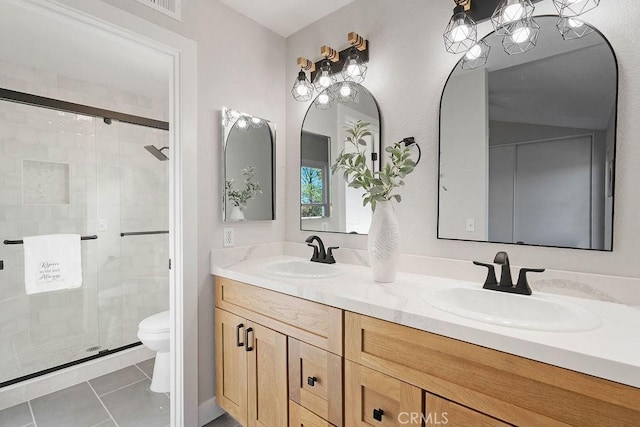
xmin=215 ymin=277 xmax=343 ymax=354
xmin=345 ymin=312 xmax=640 ymax=426
xmin=345 ymin=360 xmax=422 ymax=426
xmin=425 ymin=393 xmax=510 ymax=427
xmin=289 ymin=338 xmax=342 ymax=426
xmin=290 ymin=401 xmax=336 ymax=427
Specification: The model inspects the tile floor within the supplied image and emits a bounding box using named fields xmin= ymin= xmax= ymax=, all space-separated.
xmin=203 ymin=413 xmax=242 ymax=427
xmin=0 ymin=358 xmax=169 ymax=427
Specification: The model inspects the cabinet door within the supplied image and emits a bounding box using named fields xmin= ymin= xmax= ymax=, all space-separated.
xmin=289 ymin=338 xmax=342 ymax=426
xmin=215 ymin=309 xmax=248 ymax=426
xmin=425 ymin=393 xmax=510 ymax=427
xmin=290 ymin=401 xmax=335 ymax=427
xmin=345 ymin=361 xmax=422 ymax=426
xmin=247 ymin=322 xmax=288 ymax=427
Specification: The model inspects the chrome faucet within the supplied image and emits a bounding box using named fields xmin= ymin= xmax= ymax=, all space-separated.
xmin=473 ymin=251 xmax=544 ymax=296
xmin=305 ymin=235 xmax=338 ymax=264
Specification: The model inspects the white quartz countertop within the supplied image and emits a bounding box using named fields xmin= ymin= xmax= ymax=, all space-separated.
xmin=212 ymin=255 xmax=640 ymax=388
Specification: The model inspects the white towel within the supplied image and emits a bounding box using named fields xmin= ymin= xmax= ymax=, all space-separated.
xmin=23 ymin=234 xmax=83 ymax=295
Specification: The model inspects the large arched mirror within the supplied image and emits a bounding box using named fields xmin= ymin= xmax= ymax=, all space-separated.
xmin=223 ymin=107 xmax=275 ymax=222
xmin=300 ymin=83 xmax=381 ymax=234
xmin=438 ymin=16 xmax=617 ymax=251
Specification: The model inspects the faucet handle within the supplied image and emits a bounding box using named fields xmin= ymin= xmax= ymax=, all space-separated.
xmin=326 ymin=246 xmax=339 ymax=264
xmin=516 ymin=268 xmax=545 ymax=295
xmin=473 ymin=261 xmax=498 ymax=287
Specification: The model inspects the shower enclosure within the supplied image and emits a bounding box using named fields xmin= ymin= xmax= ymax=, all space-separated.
xmin=0 ymin=90 xmax=169 ymax=387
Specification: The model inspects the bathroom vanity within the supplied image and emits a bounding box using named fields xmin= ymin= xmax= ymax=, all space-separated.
xmin=213 ymin=256 xmax=640 ymax=426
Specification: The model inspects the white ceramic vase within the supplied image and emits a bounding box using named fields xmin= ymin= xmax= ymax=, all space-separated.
xmin=229 ymin=205 xmax=245 ymax=221
xmin=367 ymin=200 xmax=400 ymax=283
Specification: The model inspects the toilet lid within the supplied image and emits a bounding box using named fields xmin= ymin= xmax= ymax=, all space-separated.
xmin=139 ymin=310 xmax=170 ymax=333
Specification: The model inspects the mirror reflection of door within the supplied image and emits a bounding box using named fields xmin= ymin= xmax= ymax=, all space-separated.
xmin=300 ymin=83 xmax=381 ymax=234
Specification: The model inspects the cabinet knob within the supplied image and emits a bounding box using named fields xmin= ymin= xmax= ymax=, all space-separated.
xmin=373 ymin=408 xmax=384 ymax=422
xmin=307 ymin=376 xmax=317 ymax=387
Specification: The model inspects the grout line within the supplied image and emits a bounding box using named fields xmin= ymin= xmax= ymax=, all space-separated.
xmin=134 ymin=362 xmax=152 ymax=380
xmin=98 ymin=378 xmax=148 ymax=398
xmin=87 ymin=381 xmax=120 ymax=427
xmin=27 ymin=400 xmax=37 ymax=427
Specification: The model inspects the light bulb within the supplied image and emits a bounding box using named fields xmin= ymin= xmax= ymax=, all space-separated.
xmin=450 ymin=20 xmax=471 ymax=42
xmin=502 ymin=3 xmax=524 ymax=22
xmin=230 ymin=110 xmax=240 ymax=119
xmin=318 ymin=93 xmax=330 ymax=105
xmin=237 ymin=118 xmax=248 ymax=129
xmin=510 ymin=26 xmax=531 ymax=43
xmin=339 ymin=84 xmax=352 ymax=97
xmin=318 ymin=73 xmax=332 ymax=89
xmin=567 ymin=17 xmax=584 ymax=28
xmin=346 ymin=64 xmax=359 ymax=77
xmin=251 ymin=117 xmax=261 ymax=125
xmin=465 ymin=44 xmax=483 ymax=60
xmin=295 ymin=83 xmax=309 ymax=97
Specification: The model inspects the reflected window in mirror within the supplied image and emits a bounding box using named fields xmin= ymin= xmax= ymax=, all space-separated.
xmin=438 ymin=16 xmax=617 ymax=251
xmin=222 ymin=107 xmax=275 ymax=222
xmin=300 ymin=83 xmax=381 ymax=234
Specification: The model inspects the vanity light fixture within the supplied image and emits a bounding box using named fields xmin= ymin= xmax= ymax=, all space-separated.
xmin=553 ymin=0 xmax=600 ymax=17
xmin=462 ymin=40 xmax=491 ymax=69
xmin=491 ymin=0 xmax=535 ymax=36
xmin=556 ymin=16 xmax=594 ymax=40
xmin=291 ymin=32 xmax=370 ymax=105
xmin=443 ymin=0 xmax=478 ymax=54
xmin=502 ymin=16 xmax=540 ymax=54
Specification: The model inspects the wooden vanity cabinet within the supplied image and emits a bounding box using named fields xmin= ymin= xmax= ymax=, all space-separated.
xmin=214 ymin=308 xmax=287 ymax=427
xmin=215 ymin=277 xmax=344 ymax=427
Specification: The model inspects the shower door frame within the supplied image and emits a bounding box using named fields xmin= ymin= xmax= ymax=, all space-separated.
xmin=9 ymin=1 xmax=200 ymax=426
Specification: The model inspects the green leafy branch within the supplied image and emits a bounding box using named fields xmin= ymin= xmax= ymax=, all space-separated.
xmin=331 ymin=120 xmax=416 ymax=210
xmin=225 ymin=166 xmax=262 ymax=208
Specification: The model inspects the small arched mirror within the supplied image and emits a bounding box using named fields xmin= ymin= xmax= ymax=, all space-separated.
xmin=438 ymin=16 xmax=617 ymax=251
xmin=222 ymin=107 xmax=275 ymax=222
xmin=300 ymin=83 xmax=381 ymax=234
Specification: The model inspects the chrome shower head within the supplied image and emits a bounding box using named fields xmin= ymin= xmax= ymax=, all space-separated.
xmin=144 ymin=145 xmax=169 ymax=161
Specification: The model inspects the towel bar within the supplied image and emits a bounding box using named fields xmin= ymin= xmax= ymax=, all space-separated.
xmin=3 ymin=235 xmax=98 ymax=245
xmin=120 ymin=231 xmax=169 ymax=237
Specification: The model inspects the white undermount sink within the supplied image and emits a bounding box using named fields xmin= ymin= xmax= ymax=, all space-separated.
xmin=263 ymin=260 xmax=346 ymax=279
xmin=427 ymin=287 xmax=601 ymax=332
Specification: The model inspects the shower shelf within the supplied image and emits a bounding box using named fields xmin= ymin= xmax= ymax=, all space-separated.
xmin=120 ymin=230 xmax=169 ymax=237
xmin=3 ymin=235 xmax=98 ymax=245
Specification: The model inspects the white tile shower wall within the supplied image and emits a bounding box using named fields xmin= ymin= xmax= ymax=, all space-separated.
xmin=0 ymin=59 xmax=168 ymax=122
xmin=285 ymin=0 xmax=640 ymax=289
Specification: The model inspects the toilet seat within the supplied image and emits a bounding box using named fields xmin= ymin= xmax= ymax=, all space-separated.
xmin=138 ymin=310 xmax=170 ymax=334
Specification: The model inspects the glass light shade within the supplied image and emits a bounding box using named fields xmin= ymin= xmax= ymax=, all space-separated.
xmin=235 ymin=116 xmax=249 ymax=130
xmin=556 ymin=16 xmax=594 ymax=40
xmin=553 ymin=0 xmax=600 ymax=17
xmin=291 ymin=70 xmax=313 ymax=102
xmin=443 ymin=8 xmax=477 ymax=54
xmin=314 ymin=89 xmax=335 ymax=110
xmin=462 ymin=40 xmax=491 ymax=70
xmin=313 ymin=60 xmax=337 ymax=92
xmin=336 ymin=81 xmax=359 ymax=103
xmin=249 ymin=116 xmax=263 ymax=128
xmin=341 ymin=50 xmax=367 ymax=83
xmin=491 ymin=0 xmax=535 ymax=36
xmin=502 ymin=17 xmax=540 ymax=55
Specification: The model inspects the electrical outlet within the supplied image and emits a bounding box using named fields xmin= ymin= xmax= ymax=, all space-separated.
xmin=466 ymin=219 xmax=475 ymax=232
xmin=223 ymin=228 xmax=235 ymax=247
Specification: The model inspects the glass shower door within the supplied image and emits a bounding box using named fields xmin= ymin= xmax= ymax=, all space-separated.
xmin=0 ymin=100 xmax=100 ymax=385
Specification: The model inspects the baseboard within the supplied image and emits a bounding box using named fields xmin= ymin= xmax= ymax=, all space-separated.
xmin=199 ymin=396 xmax=225 ymax=426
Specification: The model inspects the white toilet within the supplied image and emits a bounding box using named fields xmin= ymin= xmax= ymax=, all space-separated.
xmin=137 ymin=310 xmax=170 ymax=393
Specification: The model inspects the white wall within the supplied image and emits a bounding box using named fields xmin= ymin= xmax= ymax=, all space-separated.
xmin=285 ymin=0 xmax=640 ymax=281
xmin=55 ymin=0 xmax=287 ymax=408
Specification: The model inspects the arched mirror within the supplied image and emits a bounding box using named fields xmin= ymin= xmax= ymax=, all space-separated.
xmin=300 ymin=83 xmax=381 ymax=234
xmin=222 ymin=107 xmax=275 ymax=222
xmin=438 ymin=16 xmax=617 ymax=251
